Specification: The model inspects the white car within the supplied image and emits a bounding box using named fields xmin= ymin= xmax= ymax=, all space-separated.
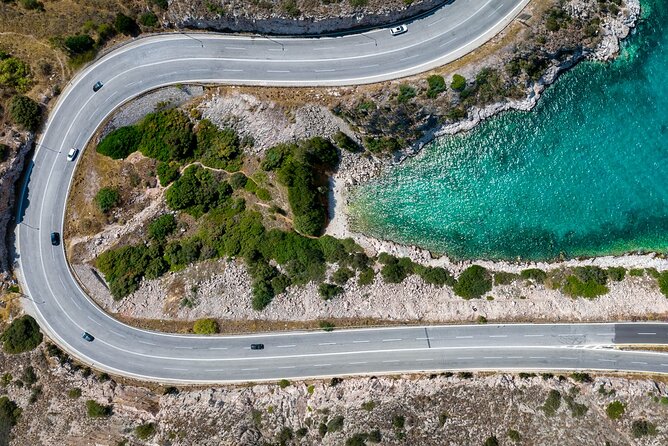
xmin=67 ymin=147 xmax=79 ymax=161
xmin=390 ymin=25 xmax=408 ymax=36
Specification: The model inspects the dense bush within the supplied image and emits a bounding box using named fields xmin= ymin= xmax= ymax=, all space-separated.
xmin=397 ymin=84 xmax=416 ymax=103
xmin=86 ymin=399 xmax=112 ymax=418
xmin=541 ymin=389 xmax=561 ymax=416
xmin=156 ymin=161 xmax=180 ymax=186
xmin=193 ymin=318 xmax=219 ymax=334
xmin=658 ymin=271 xmax=668 ymax=297
xmin=9 ymin=95 xmax=41 ymax=131
xmin=358 ymin=268 xmax=375 ymax=286
xmin=265 ymin=138 xmax=339 ymax=236
xmin=453 ymin=265 xmax=492 ymax=299
xmin=64 ymin=34 xmax=95 ymax=55
xmin=135 ymin=422 xmax=156 ymax=440
xmin=378 ymin=253 xmax=414 ymax=284
xmin=414 ymin=265 xmax=455 ymax=287
xmin=451 ymin=74 xmax=467 ymax=91
xmin=165 ymin=165 xmax=230 ymax=215
xmin=0 ymin=55 xmax=31 ymax=93
xmin=150 ymin=0 xmax=169 ymax=9
xmin=483 ymin=436 xmax=499 ymax=446
xmin=148 ymin=214 xmax=177 ymax=240
xmin=327 ymin=415 xmax=345 ymax=433
xmin=333 ymin=131 xmax=362 ymax=153
xmin=67 ymin=388 xmax=82 ymax=399
xmin=507 ymin=429 xmax=521 ymax=442
xmin=139 ymin=12 xmax=158 ymax=27
xmin=95 ymin=187 xmax=120 ymax=213
xmin=114 ymin=13 xmax=139 ymax=35
xmin=1 ymin=315 xmax=42 ymax=354
xmin=319 ymin=283 xmax=343 ymax=300
xmin=426 ymin=74 xmax=446 ymax=98
xmin=606 ymin=401 xmax=625 ymax=420
xmin=607 ymin=267 xmax=626 ymax=282
xmin=138 ymin=109 xmax=194 ymax=162
xmin=332 ymin=267 xmax=354 ymax=285
xmin=0 ymin=396 xmax=21 ymax=440
xmin=96 ymin=126 xmax=141 ymax=159
xmin=196 ymin=120 xmax=241 ymax=170
xmin=631 ymin=419 xmax=657 ymax=438
xmin=364 ymin=136 xmax=402 ymax=154
xmin=494 ymin=271 xmax=518 ymax=285
xmin=562 ymin=275 xmax=609 ymax=298
xmin=96 ymin=244 xmax=160 ymax=299
xmin=520 ymin=268 xmax=547 ymax=282
xmin=229 ymin=172 xmax=248 ymax=190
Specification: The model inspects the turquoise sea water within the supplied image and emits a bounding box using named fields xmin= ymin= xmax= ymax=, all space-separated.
xmin=350 ymin=0 xmax=668 ymax=261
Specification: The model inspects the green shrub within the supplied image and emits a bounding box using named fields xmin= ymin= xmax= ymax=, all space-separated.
xmin=542 ymin=389 xmax=561 ymax=416
xmin=379 ymin=255 xmax=414 ymax=284
xmin=283 ymin=0 xmax=300 ymax=16
xmin=364 ymin=136 xmax=402 ymax=154
xmin=95 ymin=187 xmax=120 ymax=213
xmin=333 ymin=131 xmax=362 ymax=153
xmin=415 ymin=265 xmax=455 ymax=286
xmin=562 ymin=275 xmax=609 ymax=298
xmin=86 ymin=399 xmax=112 ymax=418
xmin=563 ymin=394 xmax=588 ymax=417
xmin=367 ymin=429 xmax=381 ymax=443
xmin=68 ymin=388 xmax=82 ymax=399
xmin=135 ymin=422 xmax=156 ymax=440
xmin=631 ymin=419 xmax=657 ymax=438
xmin=193 ymin=318 xmax=219 ymax=334
xmin=196 ymin=120 xmax=241 ymax=170
xmin=392 ymin=414 xmax=405 ymax=429
xmin=138 ymin=109 xmax=194 ymax=162
xmin=332 ymin=267 xmax=354 ymax=285
xmin=21 ymin=366 xmax=37 ymax=387
xmin=349 ymin=0 xmax=367 ymax=6
xmin=97 ymin=244 xmax=158 ymax=299
xmin=229 ymin=172 xmax=248 ymax=190
xmin=148 ymin=214 xmax=177 ymax=240
xmin=658 ymin=271 xmax=668 ymax=297
xmin=0 ymin=396 xmax=21 ymax=439
xmin=319 ymin=283 xmax=344 ymax=300
xmin=397 ymin=84 xmax=416 ymax=103
xmin=520 ymin=268 xmax=547 ymax=282
xmin=629 ymin=268 xmax=644 ymax=277
xmin=20 ymin=0 xmax=44 ymax=10
xmin=451 ymin=74 xmax=467 ymax=91
xmin=507 ymin=429 xmax=521 ymax=442
xmin=607 ymin=267 xmax=626 ymax=281
xmin=278 ymin=379 xmax=291 ymax=389
xmin=319 ymin=321 xmax=335 ymax=332
xmin=139 ymin=12 xmax=158 ymax=27
xmin=606 ymin=401 xmax=625 ymax=420
xmin=165 ymin=165 xmax=228 ymax=215
xmin=361 ymin=401 xmax=376 ymax=411
xmin=483 ymin=436 xmax=499 ymax=446
xmin=454 ymin=265 xmax=492 ymax=299
xmin=150 ymin=0 xmax=168 ymax=8
xmin=0 ymin=55 xmax=31 ymax=93
xmin=97 ymin=126 xmax=142 ymax=159
xmin=357 ymin=267 xmax=375 ymax=286
xmin=296 ymin=426 xmax=308 ymax=437
xmin=426 ymin=74 xmax=446 ymax=98
xmin=346 ymin=433 xmax=368 ymax=446
xmin=571 ymin=372 xmax=593 ymax=383
xmin=115 ymin=13 xmax=139 ymax=35
xmin=255 ymin=188 xmax=271 ymax=201
xmin=327 ymin=415 xmax=345 ymax=433
xmin=1 ymin=315 xmax=43 ymax=353
xmin=493 ymin=271 xmax=518 ymax=285
xmin=64 ymin=34 xmax=95 ymax=55
xmin=9 ymin=95 xmax=41 ymax=131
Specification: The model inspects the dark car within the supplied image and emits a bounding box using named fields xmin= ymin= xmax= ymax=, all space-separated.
xmin=82 ymin=332 xmax=94 ymax=342
xmin=250 ymin=343 xmax=264 ymax=350
xmin=50 ymin=232 xmax=60 ymax=246
xmin=93 ymin=81 xmax=104 ymax=92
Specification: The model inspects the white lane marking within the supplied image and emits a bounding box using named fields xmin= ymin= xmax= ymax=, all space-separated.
xmin=87 ymin=316 xmax=101 ymax=326
xmin=559 ymin=357 xmax=577 ymax=360
xmin=138 ymin=340 xmax=157 ymax=346
xmin=558 ymin=334 xmax=574 ymax=337
xmin=457 ymin=357 xmax=475 ymax=360
xmin=277 ymin=344 xmax=296 ymax=348
xmin=596 ymin=333 xmax=615 ymax=336
xmin=315 ymin=69 xmax=336 ymax=72
xmin=267 ymin=70 xmax=290 ymax=73
xmin=400 ymin=54 xmax=420 ymax=61
xmin=599 ymin=359 xmax=616 ymax=363
xmin=190 ymin=68 xmax=210 ymax=72
xmin=209 ymin=347 xmax=228 ymax=350
xmin=128 ymin=80 xmax=141 ymax=87
xmin=279 ymin=366 xmax=295 ymax=369
xmin=349 ymin=361 xmax=368 ymax=365
xmin=415 ymin=337 xmax=428 ymax=340
xmin=175 ymin=346 xmax=193 ymax=349
xmin=415 ymin=358 xmax=434 ymax=361
xmin=484 ymin=356 xmax=503 ymax=359
xmin=489 ymin=335 xmax=507 ymax=338
xmin=69 ymin=296 xmax=81 ymax=310
xmin=506 ymin=356 xmax=523 ymax=359
xmin=428 ymin=16 xmax=446 ymax=27
xmin=661 ymin=364 xmax=668 ymax=367
xmin=638 ymin=332 xmax=657 ymax=335
xmin=356 ymin=41 xmax=375 ymax=46
xmin=314 ymin=46 xmax=335 ymax=51
xmin=109 ymin=329 xmax=125 ymax=338
xmin=163 ymin=367 xmax=188 ymax=371
xmin=353 ymin=340 xmax=370 ymax=343
xmin=359 ymin=64 xmax=379 ymax=69
xmin=383 ymin=360 xmax=400 ymax=363
xmin=530 ymin=356 xmax=546 ymax=359
xmin=318 ymin=342 xmax=336 ymax=346
xmin=222 ymin=69 xmax=243 ymax=72
xmin=382 ymin=338 xmax=402 ymax=342
xmin=205 ymin=369 xmax=225 ymax=372
xmin=524 ymin=334 xmax=544 ymax=337
xmin=242 ymin=368 xmax=259 ymax=371
xmin=439 ymin=38 xmax=457 ymax=48
xmin=267 ymin=48 xmax=283 ymax=52
xmin=456 ymin=336 xmax=473 ymax=339
xmin=631 ymin=361 xmax=648 ymax=365
xmin=225 ymin=47 xmax=246 ymax=50
xmin=313 ymin=364 xmax=331 ymax=367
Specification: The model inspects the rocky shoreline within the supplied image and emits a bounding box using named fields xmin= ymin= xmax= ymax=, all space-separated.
xmin=329 ymin=0 xmax=643 ymax=271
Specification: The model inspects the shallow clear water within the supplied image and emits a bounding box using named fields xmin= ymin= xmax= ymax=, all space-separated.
xmin=350 ymin=0 xmax=668 ymax=261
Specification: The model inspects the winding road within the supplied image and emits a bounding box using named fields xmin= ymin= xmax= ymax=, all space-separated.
xmin=13 ymin=0 xmax=668 ymax=383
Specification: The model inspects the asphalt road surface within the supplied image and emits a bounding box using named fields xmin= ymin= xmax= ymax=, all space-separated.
xmin=14 ymin=0 xmax=668 ymax=383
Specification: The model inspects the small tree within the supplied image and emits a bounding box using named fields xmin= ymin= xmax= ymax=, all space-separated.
xmin=95 ymin=187 xmax=120 ymax=213
xmin=451 ymin=74 xmax=467 ymax=91
xmin=9 ymin=95 xmax=41 ymax=131
xmin=148 ymin=214 xmax=177 ymax=240
xmin=319 ymin=283 xmax=343 ymax=300
xmin=631 ymin=419 xmax=657 ymax=438
xmin=426 ymin=74 xmax=446 ymax=98
xmin=135 ymin=422 xmax=156 ymax=440
xmin=115 ymin=13 xmax=139 ymax=36
xmin=454 ymin=265 xmax=492 ymax=299
xmin=86 ymin=399 xmax=112 ymax=418
xmin=606 ymin=401 xmax=625 ymax=419
xmin=1 ymin=315 xmax=43 ymax=353
xmin=193 ymin=318 xmax=219 ymax=334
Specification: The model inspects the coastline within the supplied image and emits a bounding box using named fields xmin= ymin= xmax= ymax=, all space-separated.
xmin=327 ymin=0 xmax=646 ymax=274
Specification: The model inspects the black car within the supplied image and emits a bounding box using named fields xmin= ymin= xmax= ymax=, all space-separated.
xmin=50 ymin=232 xmax=60 ymax=246
xmin=82 ymin=332 xmax=94 ymax=342
xmin=250 ymin=343 xmax=264 ymax=350
xmin=93 ymin=81 xmax=104 ymax=92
